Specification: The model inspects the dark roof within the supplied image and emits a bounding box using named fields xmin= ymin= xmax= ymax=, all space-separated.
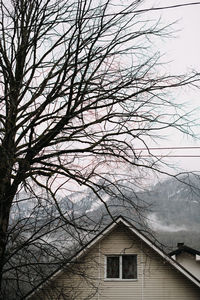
xmin=169 ymin=244 xmax=200 ymax=257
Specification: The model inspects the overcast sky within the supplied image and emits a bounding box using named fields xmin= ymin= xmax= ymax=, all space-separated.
xmin=140 ymin=0 xmax=200 ymax=172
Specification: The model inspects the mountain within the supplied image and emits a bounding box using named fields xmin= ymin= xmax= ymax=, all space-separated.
xmin=10 ymin=175 xmax=200 ymax=249
xmin=147 ymin=176 xmax=200 ymax=232
xmin=137 ymin=175 xmax=200 ymax=250
xmin=6 ymin=176 xmax=200 ymax=298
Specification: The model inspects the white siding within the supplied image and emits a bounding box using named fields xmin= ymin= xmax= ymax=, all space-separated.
xmin=175 ymin=252 xmax=200 ymax=280
xmin=31 ymin=224 xmax=200 ymax=300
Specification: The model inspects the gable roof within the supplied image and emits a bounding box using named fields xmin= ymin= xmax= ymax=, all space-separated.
xmin=24 ymin=215 xmax=200 ymax=299
xmin=169 ymin=244 xmax=200 ymax=257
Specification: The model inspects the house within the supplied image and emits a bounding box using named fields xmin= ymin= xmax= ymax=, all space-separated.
xmin=24 ymin=216 xmax=200 ymax=300
xmin=169 ymin=243 xmax=200 ymax=280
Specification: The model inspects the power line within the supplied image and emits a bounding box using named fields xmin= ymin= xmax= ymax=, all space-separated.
xmin=32 ymin=146 xmax=200 ymax=158
xmin=136 ymin=146 xmax=200 ymax=158
xmin=140 ymin=155 xmax=200 ymax=158
xmin=135 ymin=146 xmax=200 ymax=151
xmin=135 ymin=146 xmax=200 ymax=157
xmin=42 ymin=146 xmax=200 ymax=152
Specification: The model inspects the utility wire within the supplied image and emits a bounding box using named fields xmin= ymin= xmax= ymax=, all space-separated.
xmin=43 ymin=146 xmax=200 ymax=152
xmin=37 ymin=146 xmax=200 ymax=158
xmin=135 ymin=146 xmax=200 ymax=151
xmin=136 ymin=146 xmax=200 ymax=158
xmin=140 ymin=155 xmax=200 ymax=158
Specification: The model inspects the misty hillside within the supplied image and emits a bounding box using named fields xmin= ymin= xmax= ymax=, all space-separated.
xmin=7 ymin=176 xmax=200 ymax=299
xmin=148 ymin=177 xmax=200 ymax=230
xmin=145 ymin=176 xmax=200 ymax=250
xmin=11 ymin=175 xmax=200 ymax=250
xmin=67 ymin=175 xmax=200 ymax=250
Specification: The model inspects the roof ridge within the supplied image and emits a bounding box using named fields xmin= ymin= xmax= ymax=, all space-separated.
xmin=24 ymin=216 xmax=200 ymax=299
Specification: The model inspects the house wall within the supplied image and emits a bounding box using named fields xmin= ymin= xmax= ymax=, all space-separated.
xmin=32 ymin=224 xmax=200 ymax=300
xmin=175 ymin=252 xmax=200 ymax=280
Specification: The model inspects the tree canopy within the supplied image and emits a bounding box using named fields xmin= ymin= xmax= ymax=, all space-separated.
xmin=0 ymin=0 xmax=199 ymax=298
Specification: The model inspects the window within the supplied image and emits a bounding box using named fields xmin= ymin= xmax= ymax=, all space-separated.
xmin=106 ymin=255 xmax=137 ymax=280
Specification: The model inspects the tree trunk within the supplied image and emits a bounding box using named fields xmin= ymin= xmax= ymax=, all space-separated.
xmin=0 ymin=190 xmax=13 ymax=295
xmin=0 ymin=147 xmax=16 ymax=294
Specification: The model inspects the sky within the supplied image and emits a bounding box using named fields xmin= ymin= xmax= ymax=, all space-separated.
xmin=140 ymin=0 xmax=200 ymax=172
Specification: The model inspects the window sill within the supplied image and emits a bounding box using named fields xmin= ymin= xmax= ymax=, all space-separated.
xmin=104 ymin=278 xmax=138 ymax=282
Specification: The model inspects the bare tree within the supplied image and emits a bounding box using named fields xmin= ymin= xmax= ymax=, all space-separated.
xmin=0 ymin=0 xmax=199 ymax=298
xmin=3 ymin=191 xmax=104 ymax=299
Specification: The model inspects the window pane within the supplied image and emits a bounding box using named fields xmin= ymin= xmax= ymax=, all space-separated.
xmin=107 ymin=256 xmax=119 ymax=278
xmin=122 ymin=255 xmax=137 ymax=279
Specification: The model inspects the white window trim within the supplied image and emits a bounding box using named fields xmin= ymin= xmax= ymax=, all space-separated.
xmin=104 ymin=254 xmax=137 ymax=281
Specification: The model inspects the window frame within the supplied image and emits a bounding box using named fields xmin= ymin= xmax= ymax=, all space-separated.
xmin=105 ymin=254 xmax=137 ymax=281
